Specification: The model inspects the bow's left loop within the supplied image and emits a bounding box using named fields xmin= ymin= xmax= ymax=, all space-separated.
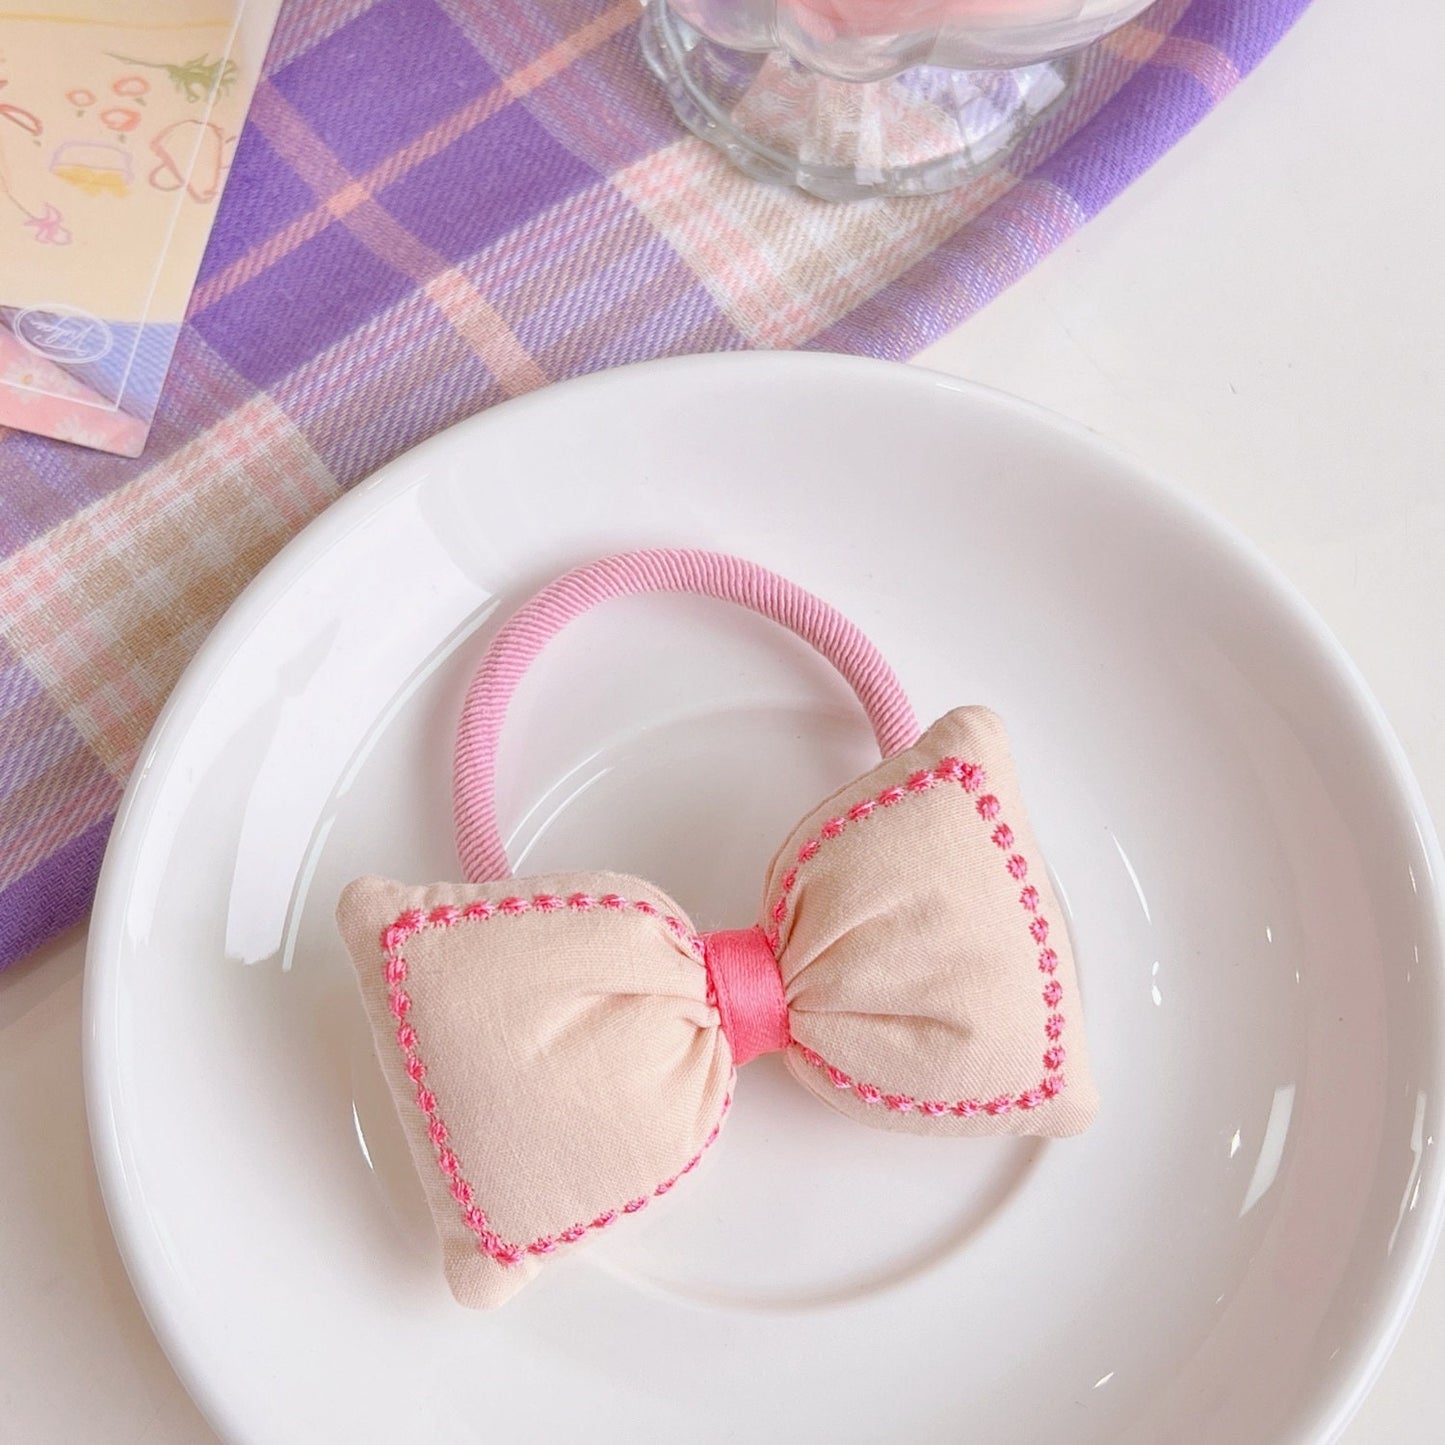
xmin=337 ymin=872 xmax=733 ymax=1308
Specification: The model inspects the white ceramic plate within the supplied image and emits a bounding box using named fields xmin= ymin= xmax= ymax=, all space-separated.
xmin=86 ymin=353 xmax=1445 ymax=1443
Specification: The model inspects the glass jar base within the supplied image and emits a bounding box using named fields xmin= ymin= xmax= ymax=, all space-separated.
xmin=642 ymin=0 xmax=1074 ymax=201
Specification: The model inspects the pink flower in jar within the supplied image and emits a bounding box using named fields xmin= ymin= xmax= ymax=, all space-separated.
xmin=787 ymin=0 xmax=1085 ymax=43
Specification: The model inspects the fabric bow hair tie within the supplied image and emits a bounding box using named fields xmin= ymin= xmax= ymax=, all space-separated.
xmin=337 ymin=550 xmax=1098 ymax=1308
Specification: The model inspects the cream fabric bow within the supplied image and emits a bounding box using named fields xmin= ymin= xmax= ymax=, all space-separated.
xmin=338 ymin=700 xmax=1096 ymax=1308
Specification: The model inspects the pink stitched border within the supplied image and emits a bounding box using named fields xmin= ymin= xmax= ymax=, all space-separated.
xmin=769 ymin=756 xmax=1070 ymax=1117
xmin=379 ymin=895 xmax=729 ymax=1268
xmin=379 ymin=756 xmax=1068 ymax=1269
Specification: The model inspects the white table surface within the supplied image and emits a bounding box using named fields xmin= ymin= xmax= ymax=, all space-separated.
xmin=4 ymin=1 xmax=1443 ymax=1439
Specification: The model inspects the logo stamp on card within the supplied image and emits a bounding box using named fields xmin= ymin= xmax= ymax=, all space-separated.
xmin=14 ymin=304 xmax=113 ymax=365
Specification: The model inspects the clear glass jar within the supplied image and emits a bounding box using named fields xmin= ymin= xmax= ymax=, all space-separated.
xmin=643 ymin=0 xmax=1156 ymax=199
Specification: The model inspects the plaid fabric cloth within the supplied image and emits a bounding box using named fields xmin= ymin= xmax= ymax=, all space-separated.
xmin=0 ymin=0 xmax=1308 ymax=968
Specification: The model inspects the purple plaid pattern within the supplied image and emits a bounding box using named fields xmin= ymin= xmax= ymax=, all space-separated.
xmin=0 ymin=0 xmax=1311 ymax=968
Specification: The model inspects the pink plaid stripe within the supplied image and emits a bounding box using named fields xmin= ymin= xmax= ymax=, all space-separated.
xmin=0 ymin=766 xmax=118 ymax=895
xmin=0 ymin=395 xmax=337 ymax=780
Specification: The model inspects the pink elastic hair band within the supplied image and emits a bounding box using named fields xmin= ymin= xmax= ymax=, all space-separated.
xmin=452 ymin=548 xmax=921 ymax=882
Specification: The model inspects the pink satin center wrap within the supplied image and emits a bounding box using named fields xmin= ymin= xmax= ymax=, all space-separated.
xmin=701 ymin=927 xmax=791 ymax=1067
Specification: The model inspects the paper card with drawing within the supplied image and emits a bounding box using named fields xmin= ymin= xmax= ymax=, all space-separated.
xmin=0 ymin=0 xmax=280 ymax=456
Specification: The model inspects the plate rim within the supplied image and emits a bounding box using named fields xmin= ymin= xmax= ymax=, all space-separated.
xmin=82 ymin=349 xmax=1445 ymax=1444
